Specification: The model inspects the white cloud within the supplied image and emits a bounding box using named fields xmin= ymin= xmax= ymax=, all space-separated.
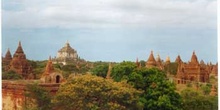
xmin=2 ymin=0 xmax=217 ymax=29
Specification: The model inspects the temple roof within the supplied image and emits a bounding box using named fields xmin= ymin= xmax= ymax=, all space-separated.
xmin=146 ymin=51 xmax=156 ymax=66
xmin=5 ymin=48 xmax=12 ymax=60
xmin=13 ymin=41 xmax=26 ymax=59
xmin=166 ymin=56 xmax=171 ymax=63
xmin=200 ymin=60 xmax=205 ymax=65
xmin=175 ymin=55 xmax=182 ymax=63
xmin=156 ymin=54 xmax=162 ymax=62
xmin=58 ymin=42 xmax=75 ymax=53
xmin=191 ymin=51 xmax=198 ymax=64
xmin=15 ymin=41 xmax=24 ymax=54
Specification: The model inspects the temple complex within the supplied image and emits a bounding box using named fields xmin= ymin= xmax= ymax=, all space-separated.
xmin=53 ymin=41 xmax=79 ymax=65
xmin=175 ymin=51 xmax=210 ymax=84
xmin=5 ymin=41 xmax=33 ymax=79
xmin=40 ymin=57 xmax=64 ymax=83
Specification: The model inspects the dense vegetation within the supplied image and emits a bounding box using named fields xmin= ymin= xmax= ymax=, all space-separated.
xmin=111 ymin=61 xmax=182 ymax=110
xmin=3 ymin=60 xmax=218 ymax=110
xmin=24 ymin=83 xmax=52 ymax=110
xmin=2 ymin=70 xmax=23 ymax=80
xmin=54 ymin=74 xmax=142 ymax=110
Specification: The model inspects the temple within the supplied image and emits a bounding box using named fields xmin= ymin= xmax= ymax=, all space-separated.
xmin=145 ymin=51 xmax=164 ymax=70
xmin=175 ymin=51 xmax=210 ymax=84
xmin=6 ymin=41 xmax=33 ymax=79
xmin=53 ymin=41 xmax=79 ymax=65
xmin=40 ymin=56 xmax=64 ymax=83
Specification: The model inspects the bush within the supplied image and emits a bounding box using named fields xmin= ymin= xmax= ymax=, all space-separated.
xmin=2 ymin=70 xmax=23 ymax=80
xmin=24 ymin=83 xmax=52 ymax=110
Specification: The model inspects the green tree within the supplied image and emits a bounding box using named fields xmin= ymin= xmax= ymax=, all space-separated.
xmin=92 ymin=63 xmax=108 ymax=78
xmin=111 ymin=61 xmax=137 ymax=81
xmin=53 ymin=74 xmax=142 ymax=110
xmin=201 ymin=84 xmax=212 ymax=95
xmin=2 ymin=70 xmax=23 ymax=80
xmin=129 ymin=68 xmax=182 ymax=110
xmin=110 ymin=62 xmax=182 ymax=110
xmin=24 ymin=83 xmax=52 ymax=110
xmin=181 ymin=88 xmax=218 ymax=110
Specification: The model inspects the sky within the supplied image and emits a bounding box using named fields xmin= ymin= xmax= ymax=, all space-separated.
xmin=1 ymin=0 xmax=218 ymax=63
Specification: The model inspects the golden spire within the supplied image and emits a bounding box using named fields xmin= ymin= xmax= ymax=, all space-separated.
xmin=165 ymin=56 xmax=170 ymax=64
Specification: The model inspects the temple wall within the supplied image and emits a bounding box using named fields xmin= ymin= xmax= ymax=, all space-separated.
xmin=2 ymin=80 xmax=60 ymax=110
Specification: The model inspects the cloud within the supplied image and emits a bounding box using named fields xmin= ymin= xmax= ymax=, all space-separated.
xmin=2 ymin=0 xmax=217 ymax=29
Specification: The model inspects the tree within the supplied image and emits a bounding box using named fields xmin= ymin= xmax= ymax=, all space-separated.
xmin=111 ymin=61 xmax=137 ymax=81
xmin=181 ymin=88 xmax=218 ymax=110
xmin=24 ymin=83 xmax=52 ymax=110
xmin=53 ymin=74 xmax=142 ymax=110
xmin=110 ymin=62 xmax=182 ymax=110
xmin=129 ymin=68 xmax=182 ymax=110
xmin=2 ymin=70 xmax=23 ymax=80
xmin=92 ymin=63 xmax=109 ymax=78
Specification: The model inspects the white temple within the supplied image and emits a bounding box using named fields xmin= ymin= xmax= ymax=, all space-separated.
xmin=53 ymin=41 xmax=79 ymax=65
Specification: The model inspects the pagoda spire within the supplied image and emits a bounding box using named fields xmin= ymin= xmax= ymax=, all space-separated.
xmin=5 ymin=48 xmax=12 ymax=60
xmin=106 ymin=63 xmax=112 ymax=79
xmin=44 ymin=56 xmax=54 ymax=74
xmin=191 ymin=51 xmax=198 ymax=64
xmin=146 ymin=50 xmax=156 ymax=68
xmin=13 ymin=41 xmax=26 ymax=59
xmin=175 ymin=55 xmax=182 ymax=63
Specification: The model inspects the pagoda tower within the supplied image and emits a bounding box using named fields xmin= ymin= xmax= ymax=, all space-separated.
xmin=156 ymin=54 xmax=163 ymax=70
xmin=146 ymin=51 xmax=157 ymax=68
xmin=2 ymin=48 xmax=13 ymax=71
xmin=9 ymin=41 xmax=32 ymax=79
xmin=175 ymin=55 xmax=182 ymax=64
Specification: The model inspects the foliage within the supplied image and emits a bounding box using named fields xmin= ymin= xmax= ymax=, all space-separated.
xmin=111 ymin=61 xmax=137 ymax=81
xmin=110 ymin=62 xmax=182 ymax=110
xmin=24 ymin=83 xmax=52 ymax=110
xmin=139 ymin=60 xmax=146 ymax=67
xmin=129 ymin=68 xmax=182 ymax=110
xmin=201 ymin=83 xmax=212 ymax=95
xmin=91 ymin=63 xmax=109 ymax=78
xmin=181 ymin=88 xmax=218 ymax=110
xmin=53 ymin=74 xmax=142 ymax=110
xmin=30 ymin=60 xmax=47 ymax=79
xmin=2 ymin=70 xmax=23 ymax=80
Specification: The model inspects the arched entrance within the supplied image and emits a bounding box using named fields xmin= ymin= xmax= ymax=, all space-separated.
xmin=56 ymin=75 xmax=60 ymax=83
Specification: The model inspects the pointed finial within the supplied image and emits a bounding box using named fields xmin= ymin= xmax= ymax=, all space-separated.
xmin=193 ymin=50 xmax=195 ymax=55
xmin=19 ymin=41 xmax=21 ymax=46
